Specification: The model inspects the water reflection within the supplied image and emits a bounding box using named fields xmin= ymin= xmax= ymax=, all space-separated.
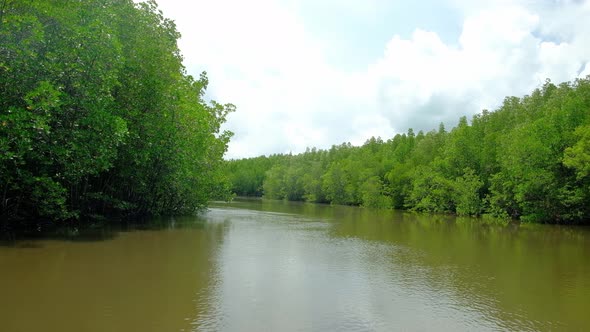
xmin=200 ymin=199 xmax=590 ymax=331
xmin=1 ymin=200 xmax=589 ymax=331
xmin=0 ymin=218 xmax=227 ymax=332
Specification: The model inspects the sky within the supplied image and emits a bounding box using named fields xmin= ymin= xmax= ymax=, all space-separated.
xmin=144 ymin=0 xmax=590 ymax=159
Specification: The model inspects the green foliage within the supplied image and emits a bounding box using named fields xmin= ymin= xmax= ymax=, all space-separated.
xmin=226 ymin=77 xmax=590 ymax=224
xmin=454 ymin=168 xmax=483 ymax=216
xmin=226 ymin=156 xmax=277 ymax=196
xmin=322 ymin=162 xmax=354 ymax=205
xmin=564 ymin=125 xmax=590 ymax=179
xmin=302 ymin=160 xmax=326 ymax=203
xmin=263 ymin=164 xmax=287 ymax=200
xmin=406 ymin=166 xmax=454 ymax=213
xmin=360 ymin=176 xmax=391 ymax=209
xmin=0 ymin=0 xmax=232 ymax=225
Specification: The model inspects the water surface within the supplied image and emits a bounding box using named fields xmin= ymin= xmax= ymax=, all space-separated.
xmin=1 ymin=199 xmax=589 ymax=331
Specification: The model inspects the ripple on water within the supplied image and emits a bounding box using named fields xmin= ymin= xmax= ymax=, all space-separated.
xmin=190 ymin=204 xmax=590 ymax=331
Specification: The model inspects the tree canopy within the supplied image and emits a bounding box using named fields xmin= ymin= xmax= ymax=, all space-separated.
xmin=227 ymin=78 xmax=590 ymax=224
xmin=0 ymin=0 xmax=233 ymax=226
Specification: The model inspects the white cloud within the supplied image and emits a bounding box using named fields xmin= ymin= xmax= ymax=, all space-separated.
xmin=146 ymin=0 xmax=590 ymax=158
xmin=371 ymin=2 xmax=590 ymax=133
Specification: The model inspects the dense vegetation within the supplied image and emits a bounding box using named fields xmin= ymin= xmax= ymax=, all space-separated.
xmin=228 ymin=78 xmax=590 ymax=224
xmin=0 ymin=0 xmax=233 ymax=227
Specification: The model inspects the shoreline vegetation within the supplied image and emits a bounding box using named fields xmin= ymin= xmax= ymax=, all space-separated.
xmin=2 ymin=1 xmax=590 ymax=233
xmin=227 ymin=77 xmax=590 ymax=225
xmin=0 ymin=0 xmax=233 ymax=231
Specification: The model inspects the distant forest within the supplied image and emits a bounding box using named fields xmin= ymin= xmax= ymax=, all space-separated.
xmin=0 ymin=0 xmax=233 ymax=226
xmin=227 ymin=78 xmax=590 ymax=224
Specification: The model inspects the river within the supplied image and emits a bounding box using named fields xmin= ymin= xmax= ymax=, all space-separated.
xmin=1 ymin=198 xmax=589 ymax=331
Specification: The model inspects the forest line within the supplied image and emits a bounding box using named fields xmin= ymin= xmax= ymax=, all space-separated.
xmin=227 ymin=78 xmax=590 ymax=224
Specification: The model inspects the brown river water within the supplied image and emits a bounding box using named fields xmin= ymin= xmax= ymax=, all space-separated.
xmin=1 ymin=198 xmax=589 ymax=331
